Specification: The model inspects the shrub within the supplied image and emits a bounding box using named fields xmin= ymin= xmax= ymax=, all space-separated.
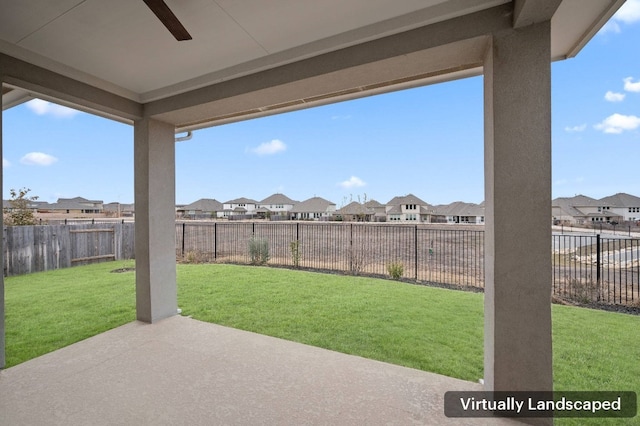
xmin=386 ymin=261 xmax=404 ymax=280
xmin=348 ymin=246 xmax=367 ymax=275
xmin=565 ymin=275 xmax=600 ymax=304
xmin=182 ymin=250 xmax=207 ymax=264
xmin=249 ymin=237 xmax=270 ymax=265
xmin=289 ymin=240 xmax=301 ymax=268
xmin=4 ymin=188 xmax=39 ymax=226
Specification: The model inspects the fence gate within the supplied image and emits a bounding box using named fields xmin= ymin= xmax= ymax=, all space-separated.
xmin=70 ymin=227 xmax=116 ymax=266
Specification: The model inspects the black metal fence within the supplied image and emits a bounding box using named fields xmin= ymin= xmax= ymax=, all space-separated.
xmin=176 ymin=221 xmax=640 ymax=307
xmin=175 ymin=222 xmax=486 ymax=287
xmin=553 ymin=234 xmax=640 ymax=305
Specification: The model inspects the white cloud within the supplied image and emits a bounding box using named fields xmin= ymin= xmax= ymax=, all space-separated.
xmin=3 ymin=158 xmax=11 ymax=167
xmin=604 ymin=91 xmax=626 ymax=102
xmin=600 ymin=21 xmax=621 ymax=34
xmin=564 ymin=124 xmax=587 ymax=133
xmin=599 ymin=0 xmax=640 ymax=33
xmin=623 ymin=77 xmax=640 ymax=93
xmin=594 ymin=113 xmax=640 ymax=134
xmin=339 ymin=176 xmax=366 ymax=189
xmin=20 ymin=152 xmax=59 ymax=166
xmin=614 ymin=0 xmax=640 ymax=24
xmin=249 ymin=139 xmax=286 ymax=156
xmin=25 ymin=99 xmax=80 ymax=118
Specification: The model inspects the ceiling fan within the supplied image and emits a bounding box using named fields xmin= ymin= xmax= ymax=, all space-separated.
xmin=143 ymin=0 xmax=192 ymax=41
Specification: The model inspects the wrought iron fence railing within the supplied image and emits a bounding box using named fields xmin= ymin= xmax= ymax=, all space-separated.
xmin=177 ymin=221 xmax=639 ymax=307
xmin=553 ymin=234 xmax=639 ymax=305
xmin=176 ymin=222 xmax=486 ymax=287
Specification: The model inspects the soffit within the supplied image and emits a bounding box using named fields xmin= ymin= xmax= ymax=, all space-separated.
xmin=152 ymin=37 xmax=490 ymax=131
xmin=0 ymin=0 xmax=625 ymax=129
xmin=0 ymin=0 xmax=507 ymax=102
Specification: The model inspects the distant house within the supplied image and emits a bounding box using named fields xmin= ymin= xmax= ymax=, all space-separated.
xmin=258 ymin=193 xmax=297 ymax=218
xmin=598 ymin=193 xmax=640 ymax=222
xmin=336 ymin=199 xmax=385 ymax=222
xmin=385 ymin=194 xmax=433 ymax=223
xmin=365 ymin=200 xmax=387 ymax=222
xmin=552 ymin=195 xmax=623 ymax=224
xmin=178 ymin=198 xmax=223 ymax=219
xmin=222 ymin=197 xmax=258 ymax=218
xmin=3 ymin=199 xmax=43 ymax=213
xmin=551 ymin=197 xmax=586 ymax=224
xmin=567 ymin=195 xmax=615 ymax=223
xmin=103 ymin=202 xmax=135 ymax=217
xmin=290 ymin=197 xmax=336 ymax=220
xmin=432 ymin=201 xmax=485 ymax=224
xmin=38 ymin=197 xmax=104 ymax=215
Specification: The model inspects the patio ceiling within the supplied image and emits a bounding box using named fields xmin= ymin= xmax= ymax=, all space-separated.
xmin=0 ymin=0 xmax=624 ymax=130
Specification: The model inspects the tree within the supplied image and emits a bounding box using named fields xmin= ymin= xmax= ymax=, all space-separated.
xmin=4 ymin=188 xmax=39 ymax=226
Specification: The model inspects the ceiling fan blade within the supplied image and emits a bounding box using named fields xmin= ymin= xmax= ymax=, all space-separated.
xmin=143 ymin=0 xmax=192 ymax=41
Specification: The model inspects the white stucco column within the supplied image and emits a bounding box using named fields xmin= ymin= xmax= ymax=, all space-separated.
xmin=483 ymin=19 xmax=553 ymax=405
xmin=134 ymin=117 xmax=177 ymax=323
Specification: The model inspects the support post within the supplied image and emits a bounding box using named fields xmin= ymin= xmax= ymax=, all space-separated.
xmin=596 ymin=234 xmax=601 ymax=290
xmin=134 ymin=117 xmax=177 ymax=323
xmin=181 ymin=222 xmax=186 ymax=258
xmin=483 ymin=20 xmax=553 ymax=418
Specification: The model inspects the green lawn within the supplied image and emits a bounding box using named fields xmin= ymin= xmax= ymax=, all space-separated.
xmin=4 ymin=261 xmax=137 ymax=367
xmin=5 ymin=262 xmax=640 ymax=424
xmin=177 ymin=263 xmax=486 ymax=381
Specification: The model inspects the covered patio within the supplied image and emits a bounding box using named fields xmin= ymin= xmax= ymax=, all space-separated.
xmin=1 ymin=1 xmax=624 ymax=425
xmin=1 ymin=315 xmax=521 ymax=425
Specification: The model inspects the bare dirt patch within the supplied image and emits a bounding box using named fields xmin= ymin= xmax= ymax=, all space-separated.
xmin=111 ymin=267 xmax=135 ymax=273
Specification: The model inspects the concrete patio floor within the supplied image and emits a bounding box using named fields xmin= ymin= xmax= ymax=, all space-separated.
xmin=0 ymin=315 xmax=521 ymax=425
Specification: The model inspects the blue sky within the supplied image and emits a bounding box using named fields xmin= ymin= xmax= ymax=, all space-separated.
xmin=3 ymin=1 xmax=640 ymax=207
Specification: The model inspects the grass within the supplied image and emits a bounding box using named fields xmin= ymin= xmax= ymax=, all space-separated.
xmin=4 ymin=260 xmax=136 ymax=367
xmin=177 ymin=264 xmax=485 ymax=381
xmin=4 ymin=262 xmax=640 ymax=424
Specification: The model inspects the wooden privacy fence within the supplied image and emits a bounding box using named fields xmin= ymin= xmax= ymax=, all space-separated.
xmin=3 ymin=223 xmax=135 ymax=276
